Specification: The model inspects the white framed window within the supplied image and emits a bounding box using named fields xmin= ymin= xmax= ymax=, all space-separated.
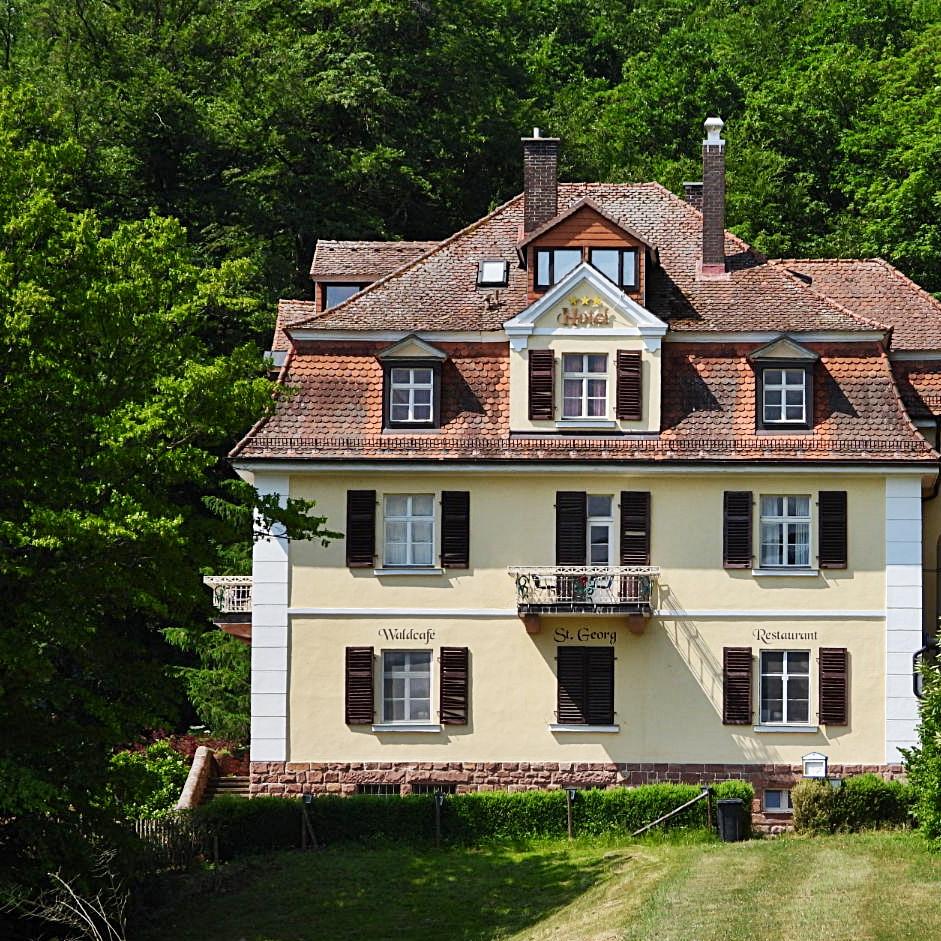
xmin=587 ymin=494 xmax=614 ymax=565
xmin=763 ymin=789 xmax=793 ymax=813
xmin=760 ymin=495 xmax=811 ymax=568
xmin=762 ymin=368 xmax=807 ymax=425
xmin=383 ymin=494 xmax=434 ymax=567
xmin=562 ymin=353 xmax=608 ymax=419
xmin=382 ymin=650 xmax=432 ymax=722
xmin=389 ymin=367 xmax=435 ymax=425
xmin=760 ymin=650 xmax=810 ymax=724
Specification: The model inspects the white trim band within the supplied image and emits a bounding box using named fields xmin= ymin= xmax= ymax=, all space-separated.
xmin=287 ymin=607 xmax=884 ymax=620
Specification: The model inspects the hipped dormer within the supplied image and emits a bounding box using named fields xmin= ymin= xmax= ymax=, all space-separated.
xmin=504 ymin=263 xmax=667 ymax=435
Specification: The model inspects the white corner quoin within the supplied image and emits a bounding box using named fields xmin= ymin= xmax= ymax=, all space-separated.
xmin=884 ymin=476 xmax=922 ymax=763
xmin=250 ymin=473 xmax=290 ymax=763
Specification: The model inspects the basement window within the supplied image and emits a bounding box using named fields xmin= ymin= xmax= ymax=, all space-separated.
xmin=763 ymin=789 xmax=793 ymax=813
xmin=358 ymin=783 xmax=401 ymax=797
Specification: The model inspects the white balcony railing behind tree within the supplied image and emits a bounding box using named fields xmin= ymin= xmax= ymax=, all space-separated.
xmin=508 ymin=566 xmax=659 ymax=609
xmin=203 ymin=575 xmax=252 ymax=613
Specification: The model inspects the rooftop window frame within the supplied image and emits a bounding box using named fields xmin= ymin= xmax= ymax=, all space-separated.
xmin=381 ymin=358 xmax=443 ymax=430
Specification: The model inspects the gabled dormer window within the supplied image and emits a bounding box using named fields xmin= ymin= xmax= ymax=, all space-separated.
xmin=324 ymin=283 xmax=363 ymax=308
xmin=389 ymin=367 xmax=435 ymax=424
xmin=534 ymin=249 xmax=581 ymax=289
xmin=749 ymin=336 xmax=818 ymax=431
xmin=378 ymin=335 xmax=447 ymax=430
xmin=761 ymin=368 xmax=807 ymax=425
xmin=589 ymin=248 xmax=638 ymax=291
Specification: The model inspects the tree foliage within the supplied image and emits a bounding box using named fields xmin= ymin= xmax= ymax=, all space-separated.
xmin=904 ymin=663 xmax=941 ymax=840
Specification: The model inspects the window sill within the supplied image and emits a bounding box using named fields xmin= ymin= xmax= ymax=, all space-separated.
xmin=554 ymin=419 xmax=620 ymax=430
xmin=753 ymin=724 xmax=819 ymax=734
xmin=373 ymin=567 xmax=444 ymax=577
xmin=549 ymin=724 xmax=620 ymax=733
xmin=751 ymin=568 xmax=819 ymax=577
xmin=763 ymin=809 xmax=794 ymax=815
xmin=371 ymin=723 xmax=442 ymax=733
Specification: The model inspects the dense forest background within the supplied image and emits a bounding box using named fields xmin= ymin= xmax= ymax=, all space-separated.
xmin=1 ymin=0 xmax=940 ymax=906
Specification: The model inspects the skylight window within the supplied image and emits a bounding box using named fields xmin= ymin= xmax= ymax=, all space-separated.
xmin=477 ymin=259 xmax=509 ymax=288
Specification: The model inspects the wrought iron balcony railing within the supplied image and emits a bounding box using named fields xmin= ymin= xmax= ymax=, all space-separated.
xmin=203 ymin=575 xmax=252 ymax=614
xmin=508 ymin=566 xmax=659 ymax=615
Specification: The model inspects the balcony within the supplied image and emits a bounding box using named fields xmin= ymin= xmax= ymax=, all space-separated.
xmin=203 ymin=576 xmax=253 ymax=643
xmin=203 ymin=575 xmax=253 ymax=613
xmin=508 ymin=566 xmax=658 ymax=629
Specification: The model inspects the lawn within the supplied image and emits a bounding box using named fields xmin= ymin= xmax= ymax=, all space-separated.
xmin=136 ymin=832 xmax=941 ymax=941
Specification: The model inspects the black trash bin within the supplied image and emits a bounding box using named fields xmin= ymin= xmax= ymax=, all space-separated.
xmin=717 ymin=798 xmax=744 ymax=842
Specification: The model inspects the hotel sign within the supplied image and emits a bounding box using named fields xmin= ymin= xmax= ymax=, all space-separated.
xmin=553 ymin=626 xmax=617 ymax=645
xmin=556 ymin=296 xmax=612 ymax=327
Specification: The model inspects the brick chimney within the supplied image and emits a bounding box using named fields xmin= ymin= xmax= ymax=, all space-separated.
xmin=522 ymin=128 xmax=560 ymax=233
xmin=683 ymin=181 xmax=703 ymax=210
xmin=700 ymin=116 xmax=726 ymax=275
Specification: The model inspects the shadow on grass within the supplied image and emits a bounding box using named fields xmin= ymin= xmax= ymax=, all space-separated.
xmin=136 ymin=841 xmax=614 ymax=941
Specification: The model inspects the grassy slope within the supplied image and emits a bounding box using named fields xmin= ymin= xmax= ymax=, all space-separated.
xmin=137 ymin=833 xmax=941 ymax=941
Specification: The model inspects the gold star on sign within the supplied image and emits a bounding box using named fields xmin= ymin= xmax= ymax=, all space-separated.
xmin=569 ymin=296 xmax=580 ymax=306
xmin=582 ymin=296 xmax=593 ymax=306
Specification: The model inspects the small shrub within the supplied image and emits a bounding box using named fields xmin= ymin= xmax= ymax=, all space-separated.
xmin=835 ymin=774 xmax=913 ymax=831
xmin=793 ymin=775 xmax=913 ymax=834
xmin=108 ymin=741 xmax=190 ymax=819
xmin=904 ymin=662 xmax=941 ymax=839
xmin=793 ymin=780 xmax=835 ymax=833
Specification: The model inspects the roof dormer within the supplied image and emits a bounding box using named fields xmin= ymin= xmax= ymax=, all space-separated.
xmin=517 ymin=198 xmax=653 ymax=305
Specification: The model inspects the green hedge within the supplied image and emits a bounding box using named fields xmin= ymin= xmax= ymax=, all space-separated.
xmin=792 ymin=774 xmax=914 ymax=834
xmin=193 ymin=782 xmax=754 ymax=859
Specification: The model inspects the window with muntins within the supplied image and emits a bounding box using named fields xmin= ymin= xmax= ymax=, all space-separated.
xmin=760 ymin=495 xmax=811 ymax=567
xmin=762 ymin=368 xmax=807 ymax=425
xmin=535 ymin=248 xmax=581 ymax=288
xmin=389 ymin=367 xmax=435 ymax=425
xmin=587 ymin=495 xmax=614 ymax=565
xmin=589 ymin=248 xmax=638 ymax=290
xmin=760 ymin=650 xmax=810 ymax=724
xmin=383 ymin=494 xmax=434 ymax=566
xmin=562 ymin=354 xmax=608 ymax=418
xmin=382 ymin=650 xmax=432 ymax=722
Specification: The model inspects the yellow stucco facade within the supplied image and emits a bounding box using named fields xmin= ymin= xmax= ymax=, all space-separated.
xmin=281 ymin=469 xmax=903 ymax=767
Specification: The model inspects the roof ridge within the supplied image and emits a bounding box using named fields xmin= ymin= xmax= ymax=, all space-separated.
xmin=874 ymin=257 xmax=941 ymax=315
xmin=768 ymin=259 xmax=890 ymax=334
xmin=291 ymin=191 xmax=526 ymax=332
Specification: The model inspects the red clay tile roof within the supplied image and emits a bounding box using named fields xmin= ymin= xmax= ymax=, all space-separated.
xmin=273 ymin=299 xmax=318 ymax=352
xmin=310 ymin=240 xmax=439 ymax=280
xmin=286 ymin=185 xmax=880 ymax=336
xmin=776 ymin=258 xmax=941 ymax=351
xmin=892 ymin=360 xmax=941 ymax=418
xmin=232 ymin=340 xmax=934 ymax=462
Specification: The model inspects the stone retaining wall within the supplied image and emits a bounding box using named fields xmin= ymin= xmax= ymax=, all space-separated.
xmin=250 ymin=760 xmax=906 ymax=834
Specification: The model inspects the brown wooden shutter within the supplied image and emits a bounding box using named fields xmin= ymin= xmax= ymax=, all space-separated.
xmin=345 ymin=646 xmax=374 ymax=724
xmin=616 ymin=350 xmax=643 ymax=420
xmin=620 ymin=491 xmax=651 ymax=565
xmin=723 ymin=491 xmax=753 ymax=568
xmin=819 ymin=647 xmax=848 ymax=725
xmin=346 ymin=490 xmax=376 ymax=568
xmin=528 ymin=349 xmax=555 ymax=420
xmin=818 ymin=491 xmax=847 ymax=569
xmin=586 ymin=647 xmax=615 ymax=725
xmin=556 ymin=646 xmax=586 ymax=723
xmin=556 ymin=491 xmax=587 ymax=565
xmin=722 ymin=647 xmax=753 ymax=724
xmin=439 ymin=646 xmax=469 ymax=724
xmin=440 ymin=491 xmax=470 ymax=568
